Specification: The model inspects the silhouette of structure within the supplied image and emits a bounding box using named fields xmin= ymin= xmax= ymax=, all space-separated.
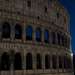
xmin=0 ymin=0 xmax=73 ymax=75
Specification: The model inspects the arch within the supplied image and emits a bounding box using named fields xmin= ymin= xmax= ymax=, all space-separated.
xmin=59 ymin=56 xmax=62 ymax=69
xmin=57 ymin=33 xmax=61 ymax=45
xmin=51 ymin=32 xmax=56 ymax=44
xmin=15 ymin=24 xmax=22 ymax=39
xmin=45 ymin=54 xmax=50 ymax=69
xmin=36 ymin=54 xmax=42 ymax=69
xmin=26 ymin=53 xmax=33 ymax=70
xmin=64 ymin=36 xmax=67 ymax=47
xmin=1 ymin=52 xmax=10 ymax=70
xmin=64 ymin=55 xmax=72 ymax=69
xmin=67 ymin=56 xmax=72 ymax=69
xmin=64 ymin=56 xmax=68 ymax=69
xmin=44 ymin=6 xmax=47 ymax=13
xmin=26 ymin=26 xmax=33 ymax=40
xmin=56 ymin=12 xmax=60 ymax=19
xmin=61 ymin=35 xmax=65 ymax=46
xmin=67 ymin=38 xmax=70 ymax=48
xmin=52 ymin=55 xmax=57 ymax=69
xmin=14 ymin=53 xmax=22 ymax=70
xmin=2 ymin=22 xmax=11 ymax=38
xmin=35 ymin=28 xmax=41 ymax=42
xmin=44 ymin=30 xmax=49 ymax=43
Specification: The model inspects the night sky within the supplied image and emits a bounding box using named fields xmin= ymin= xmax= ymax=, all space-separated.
xmin=59 ymin=0 xmax=75 ymax=53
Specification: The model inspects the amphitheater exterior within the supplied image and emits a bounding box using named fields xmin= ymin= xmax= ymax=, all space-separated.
xmin=0 ymin=0 xmax=73 ymax=75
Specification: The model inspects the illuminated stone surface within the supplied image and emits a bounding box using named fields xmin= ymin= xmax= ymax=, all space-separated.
xmin=0 ymin=0 xmax=73 ymax=75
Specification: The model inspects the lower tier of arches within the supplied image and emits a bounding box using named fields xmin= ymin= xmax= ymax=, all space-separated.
xmin=0 ymin=51 xmax=72 ymax=71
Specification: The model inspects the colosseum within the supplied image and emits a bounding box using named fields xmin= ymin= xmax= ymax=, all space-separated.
xmin=0 ymin=0 xmax=73 ymax=75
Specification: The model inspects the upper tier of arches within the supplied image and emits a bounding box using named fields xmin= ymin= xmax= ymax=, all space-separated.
xmin=0 ymin=0 xmax=69 ymax=31
xmin=0 ymin=22 xmax=70 ymax=49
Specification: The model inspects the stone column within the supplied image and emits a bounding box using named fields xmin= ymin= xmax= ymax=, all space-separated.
xmin=49 ymin=31 xmax=51 ymax=44
xmin=23 ymin=50 xmax=26 ymax=75
xmin=50 ymin=54 xmax=53 ymax=71
xmin=0 ymin=21 xmax=2 ymax=40
xmin=23 ymin=49 xmax=26 ymax=75
xmin=11 ymin=22 xmax=15 ymax=42
xmin=33 ymin=27 xmax=36 ymax=41
xmin=10 ymin=50 xmax=15 ymax=75
xmin=32 ymin=26 xmax=35 ymax=42
xmin=55 ymin=54 xmax=58 ymax=70
xmin=42 ymin=28 xmax=44 ymax=43
xmin=42 ymin=54 xmax=45 ymax=71
xmin=22 ymin=24 xmax=25 ymax=42
xmin=0 ymin=54 xmax=1 ymax=75
xmin=33 ymin=53 xmax=36 ymax=71
xmin=62 ymin=55 xmax=65 ymax=72
xmin=70 ymin=54 xmax=74 ymax=73
xmin=57 ymin=55 xmax=59 ymax=72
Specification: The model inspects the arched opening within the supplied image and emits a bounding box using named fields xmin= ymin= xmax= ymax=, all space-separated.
xmin=14 ymin=53 xmax=22 ymax=70
xmin=67 ymin=38 xmax=70 ymax=48
xmin=64 ymin=56 xmax=68 ymax=69
xmin=15 ymin=24 xmax=22 ymax=39
xmin=67 ymin=56 xmax=72 ymax=69
xmin=57 ymin=33 xmax=61 ymax=45
xmin=64 ymin=36 xmax=68 ymax=47
xmin=35 ymin=28 xmax=41 ymax=42
xmin=1 ymin=52 xmax=10 ymax=70
xmin=52 ymin=32 xmax=56 ymax=44
xmin=52 ymin=55 xmax=57 ymax=69
xmin=64 ymin=55 xmax=72 ymax=69
xmin=44 ymin=30 xmax=49 ymax=43
xmin=2 ymin=22 xmax=11 ymax=38
xmin=61 ymin=35 xmax=65 ymax=46
xmin=36 ymin=54 xmax=42 ymax=69
xmin=59 ymin=56 xmax=62 ymax=69
xmin=26 ymin=26 xmax=33 ymax=40
xmin=26 ymin=53 xmax=33 ymax=70
xmin=45 ymin=54 xmax=50 ymax=69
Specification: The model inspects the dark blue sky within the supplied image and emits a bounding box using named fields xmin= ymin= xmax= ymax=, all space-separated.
xmin=59 ymin=0 xmax=75 ymax=53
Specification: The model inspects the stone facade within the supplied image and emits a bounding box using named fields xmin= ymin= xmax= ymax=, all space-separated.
xmin=0 ymin=0 xmax=73 ymax=75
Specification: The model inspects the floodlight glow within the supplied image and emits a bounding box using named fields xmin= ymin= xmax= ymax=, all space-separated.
xmin=71 ymin=53 xmax=73 ymax=57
